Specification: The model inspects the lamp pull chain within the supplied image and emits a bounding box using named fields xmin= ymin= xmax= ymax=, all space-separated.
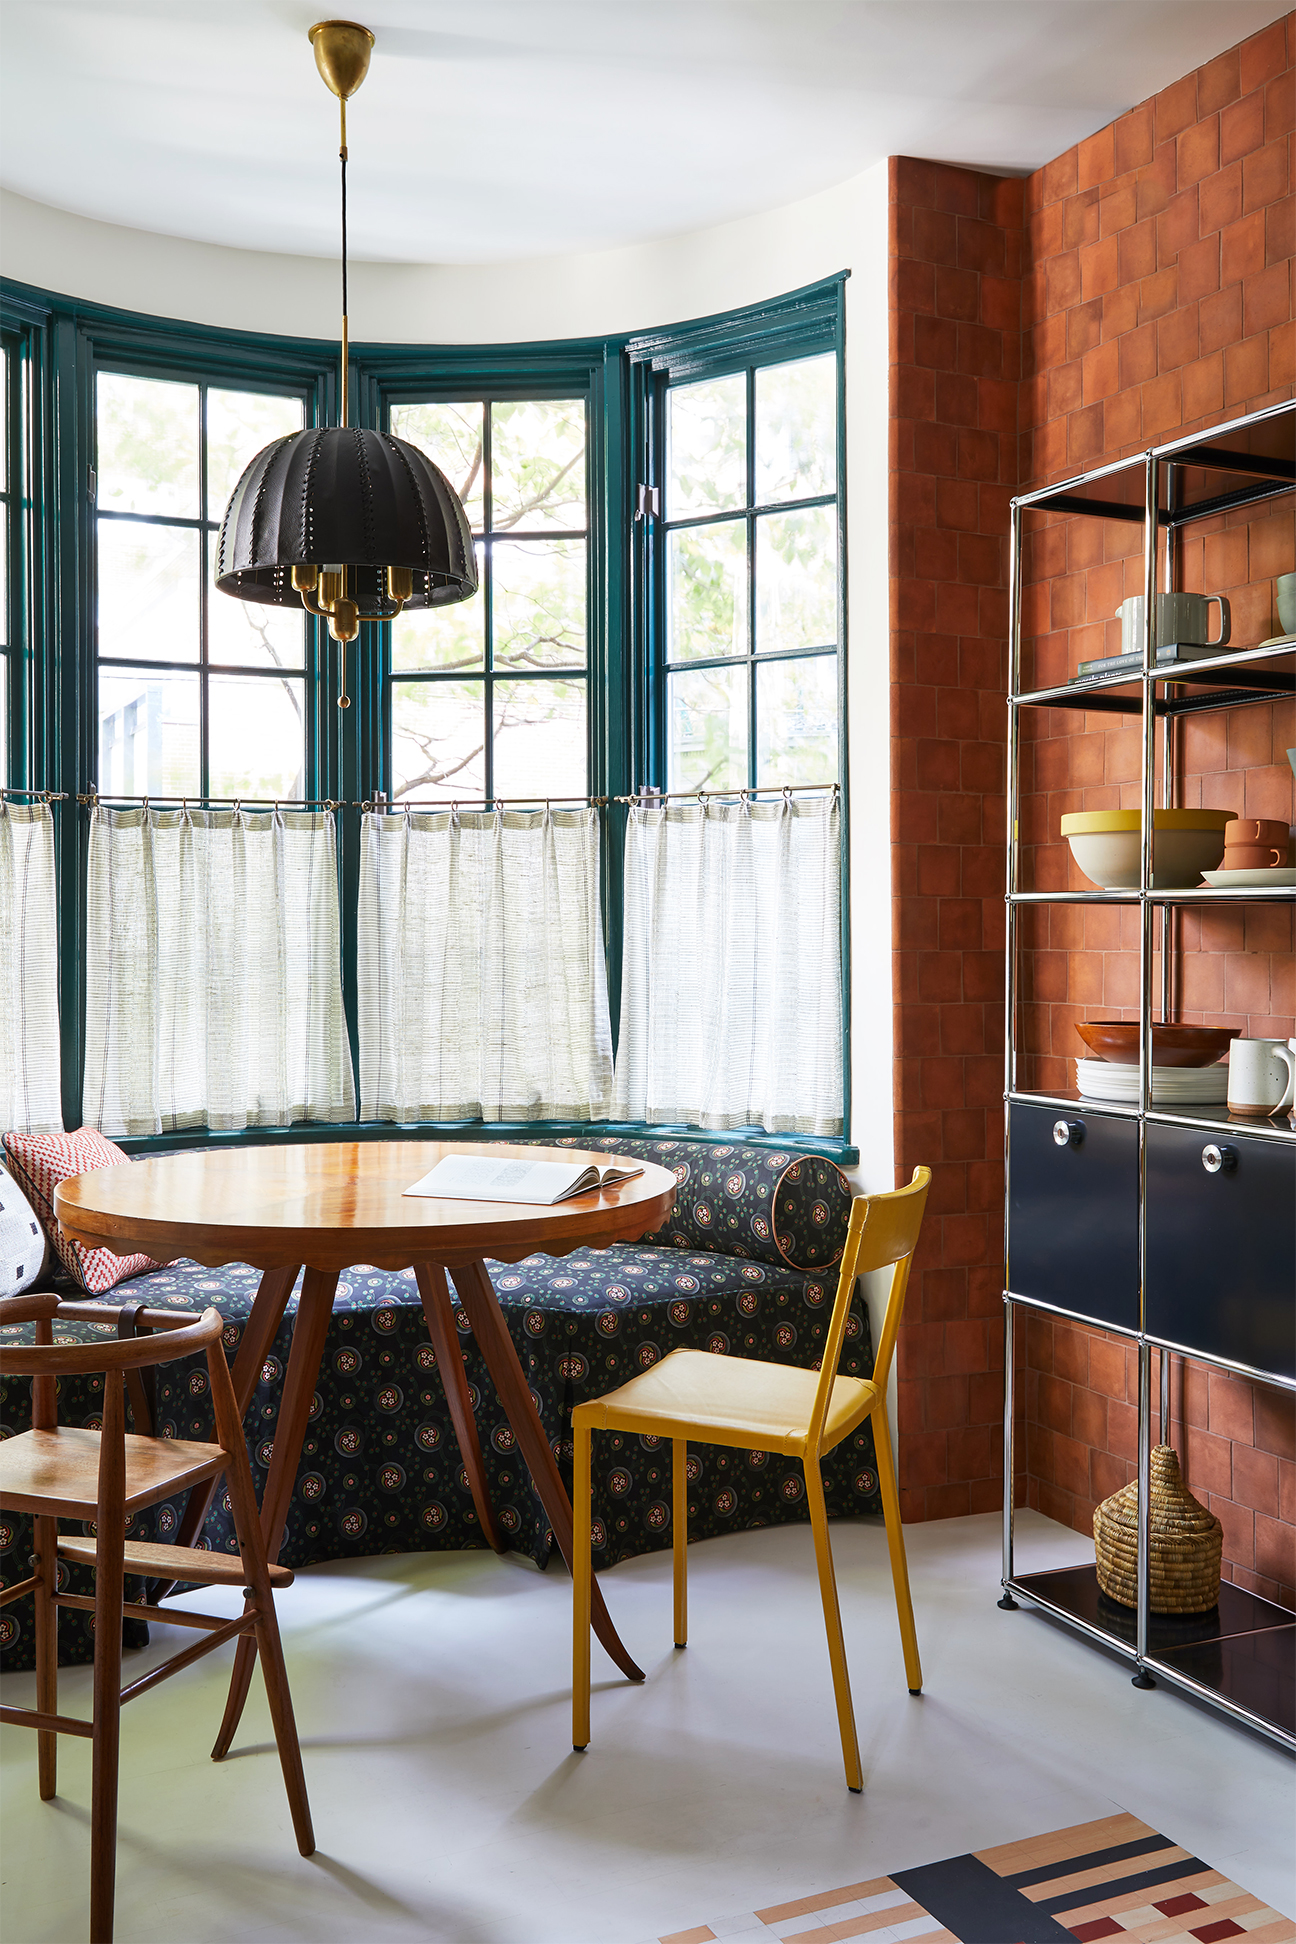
xmin=339 ymin=94 xmax=349 ymax=430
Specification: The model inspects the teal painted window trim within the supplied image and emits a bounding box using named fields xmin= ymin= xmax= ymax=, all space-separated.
xmin=1 ymin=273 xmax=851 ymax=1151
xmin=114 ymin=1121 xmax=860 ymax=1166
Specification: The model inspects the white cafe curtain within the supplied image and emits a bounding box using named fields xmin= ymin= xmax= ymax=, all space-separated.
xmin=83 ymin=806 xmax=355 ymax=1137
xmin=0 ymin=800 xmax=63 ymax=1134
xmin=613 ymin=793 xmax=843 ymax=1137
xmin=358 ymin=807 xmax=613 ymax=1123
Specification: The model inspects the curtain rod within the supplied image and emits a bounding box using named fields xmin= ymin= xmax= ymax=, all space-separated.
xmin=75 ymin=791 xmax=610 ymax=811
xmin=612 ymin=783 xmax=840 ymax=804
xmin=0 ymin=788 xmax=69 ymax=801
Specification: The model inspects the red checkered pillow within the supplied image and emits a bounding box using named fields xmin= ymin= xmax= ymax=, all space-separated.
xmin=2 ymin=1128 xmax=171 ymax=1294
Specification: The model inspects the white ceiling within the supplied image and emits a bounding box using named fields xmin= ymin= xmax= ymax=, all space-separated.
xmin=0 ymin=1 xmax=1287 ymax=266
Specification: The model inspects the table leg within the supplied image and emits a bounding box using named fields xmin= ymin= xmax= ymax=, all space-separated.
xmin=212 ymin=1267 xmax=338 ymax=1759
xmin=454 ymin=1259 xmax=644 ymax=1683
xmin=414 ymin=1264 xmax=507 ymax=1555
xmin=165 ymin=1264 xmax=302 ymax=1568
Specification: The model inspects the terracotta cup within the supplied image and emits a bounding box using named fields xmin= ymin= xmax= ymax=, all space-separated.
xmin=1224 ymin=818 xmax=1290 ymax=848
xmin=1219 ymin=845 xmax=1288 ymax=869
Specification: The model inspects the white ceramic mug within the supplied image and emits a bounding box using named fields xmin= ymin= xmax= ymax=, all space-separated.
xmin=1119 ymin=592 xmax=1231 ymax=657
xmin=1227 ymin=1037 xmax=1296 ymax=1118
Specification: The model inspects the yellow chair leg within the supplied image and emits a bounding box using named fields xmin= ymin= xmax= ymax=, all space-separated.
xmin=804 ymin=1458 xmax=862 ymax=1793
xmin=572 ymin=1422 xmax=592 ymax=1751
xmin=672 ymin=1438 xmax=688 ymax=1648
xmin=872 ymin=1404 xmax=922 ymax=1693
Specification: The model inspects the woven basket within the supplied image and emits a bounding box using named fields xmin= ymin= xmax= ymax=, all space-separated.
xmin=1093 ymin=1444 xmax=1222 ymax=1613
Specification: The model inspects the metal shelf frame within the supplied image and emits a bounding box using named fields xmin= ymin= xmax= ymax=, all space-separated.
xmin=1001 ymin=400 xmax=1296 ymax=1751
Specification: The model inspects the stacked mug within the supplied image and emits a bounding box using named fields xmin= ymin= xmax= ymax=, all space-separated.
xmin=1217 ymin=817 xmax=1293 ymax=873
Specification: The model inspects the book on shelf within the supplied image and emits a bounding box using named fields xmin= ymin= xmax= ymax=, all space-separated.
xmin=403 ymin=1152 xmax=643 ymax=1205
xmin=1068 ymin=641 xmax=1225 ymax=682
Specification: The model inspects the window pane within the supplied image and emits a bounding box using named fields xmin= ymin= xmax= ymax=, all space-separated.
xmin=97 ymin=668 xmax=199 ymax=796
xmin=491 ymin=399 xmax=586 ymax=533
xmin=0 ymin=650 xmax=8 ymax=786
xmin=755 ymin=654 xmax=837 ymax=785
xmin=208 ymin=674 xmax=305 ymax=798
xmin=392 ymin=679 xmax=486 ymax=801
xmin=98 ymin=520 xmax=200 ymax=663
xmin=392 ymin=549 xmax=486 ymax=671
xmin=390 ymin=401 xmax=485 ymax=532
xmin=755 ymin=353 xmax=836 ymax=505
xmin=97 ymin=373 xmax=199 ymax=519
xmin=0 ymin=344 xmax=7 ymax=494
xmin=206 ymin=389 xmax=303 ymax=515
xmin=667 ymin=520 xmax=747 ymax=664
xmin=492 ymin=679 xmax=586 ymax=797
xmin=0 ymin=513 xmax=7 ymax=645
xmin=755 ymin=506 xmax=837 ymax=654
xmin=492 ymin=539 xmax=586 ymax=669
xmin=667 ymin=664 xmax=747 ymax=793
xmin=209 ymin=579 xmax=305 ymax=670
xmin=667 ymin=374 xmax=745 ymax=519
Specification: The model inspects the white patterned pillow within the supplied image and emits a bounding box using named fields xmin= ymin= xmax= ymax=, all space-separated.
xmin=2 ymin=1128 xmax=170 ymax=1294
xmin=0 ymin=1157 xmax=49 ymax=1298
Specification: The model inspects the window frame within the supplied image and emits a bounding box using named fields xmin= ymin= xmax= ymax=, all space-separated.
xmin=2 ymin=274 xmax=854 ymax=1157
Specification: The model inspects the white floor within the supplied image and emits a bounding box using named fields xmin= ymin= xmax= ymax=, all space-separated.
xmin=1 ymin=1510 xmax=1292 ymax=1944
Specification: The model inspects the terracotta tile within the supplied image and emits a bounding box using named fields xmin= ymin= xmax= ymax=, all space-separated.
xmin=1254 ymin=1513 xmax=1296 ymax=1588
xmin=1232 ymin=1442 xmax=1281 ymax=1518
xmin=1269 ymin=195 xmax=1296 ymax=269
xmin=1254 ymin=1385 xmax=1296 ymax=1461
xmin=1181 ymin=351 xmax=1226 ymax=424
xmin=1177 ymin=231 xmax=1221 ymax=303
xmin=1063 ymin=189 xmax=1100 ymax=252
xmin=1077 ymin=124 xmax=1115 ymax=191
xmin=1199 ymin=158 xmax=1244 ymax=235
xmin=1243 ymin=260 xmax=1292 ymax=337
xmin=1183 ymin=1427 xmax=1235 ymax=1499
xmin=1211 ymin=1494 xmax=1255 ymax=1571
xmin=1157 ymin=303 xmax=1200 ymax=371
xmin=926 ymin=1479 xmax=973 ymax=1519
xmin=1198 ymin=45 xmax=1242 ymax=116
xmin=1208 ymin=1369 xmax=1256 ymax=1444
xmin=1199 ymin=282 xmax=1244 ymax=356
xmin=1221 ymin=207 xmax=1266 ymax=284
xmin=1266 ymin=65 xmax=1296 ymax=140
xmin=1041 ymin=148 xmax=1078 ymax=207
xmin=1088 ymin=1334 xmax=1128 ymax=1401
xmin=1140 ymin=370 xmax=1182 ymax=444
xmin=1155 ymin=72 xmax=1199 ymax=146
xmin=1157 ymin=184 xmax=1201 ymax=261
xmin=1243 ymin=134 xmax=1289 ymax=213
xmin=1177 ymin=115 xmax=1220 ymax=188
xmin=1239 ymin=16 xmax=1290 ymax=94
xmin=1138 ymin=265 xmax=1178 ymax=321
xmin=1220 ymin=86 xmax=1266 ymax=167
xmin=1114 ymin=103 xmax=1154 ymax=176
xmin=913 ymin=204 xmax=958 ymax=267
xmin=1107 ymin=1399 xmax=1138 ymax=1463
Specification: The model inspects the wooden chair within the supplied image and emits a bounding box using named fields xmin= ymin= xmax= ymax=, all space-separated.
xmin=0 ymin=1291 xmax=314 ymax=1943
xmin=572 ymin=1166 xmax=931 ymax=1791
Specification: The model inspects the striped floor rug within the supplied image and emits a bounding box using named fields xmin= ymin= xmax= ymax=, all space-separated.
xmin=654 ymin=1813 xmax=1295 ymax=1944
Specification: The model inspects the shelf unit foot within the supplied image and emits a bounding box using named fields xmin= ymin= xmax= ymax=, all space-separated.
xmin=1131 ymin=1669 xmax=1157 ymax=1689
xmin=998 ymin=1591 xmax=1019 ymax=1610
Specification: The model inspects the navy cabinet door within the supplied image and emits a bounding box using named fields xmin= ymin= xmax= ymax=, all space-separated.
xmin=1145 ymin=1125 xmax=1295 ymax=1381
xmin=1007 ymin=1103 xmax=1140 ymax=1330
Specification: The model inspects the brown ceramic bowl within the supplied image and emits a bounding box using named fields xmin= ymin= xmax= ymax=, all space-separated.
xmin=1075 ymin=1021 xmax=1240 ymax=1067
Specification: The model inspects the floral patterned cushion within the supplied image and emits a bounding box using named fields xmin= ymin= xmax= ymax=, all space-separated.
xmin=0 ymin=1229 xmax=880 ymax=1671
xmin=545 ymin=1136 xmax=853 ymax=1270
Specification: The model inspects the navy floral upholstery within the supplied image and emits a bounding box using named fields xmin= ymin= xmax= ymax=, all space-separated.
xmin=1 ymin=1137 xmax=876 ymax=1671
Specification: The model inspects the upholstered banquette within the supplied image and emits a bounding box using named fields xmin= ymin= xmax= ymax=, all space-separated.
xmin=0 ymin=1135 xmax=880 ymax=1669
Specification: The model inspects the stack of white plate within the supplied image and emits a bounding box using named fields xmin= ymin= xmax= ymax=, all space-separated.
xmin=1075 ymin=1058 xmax=1230 ymax=1104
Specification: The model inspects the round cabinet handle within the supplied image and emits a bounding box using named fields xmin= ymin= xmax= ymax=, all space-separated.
xmin=1053 ymin=1119 xmax=1084 ymax=1149
xmin=1201 ymin=1144 xmax=1237 ymax=1175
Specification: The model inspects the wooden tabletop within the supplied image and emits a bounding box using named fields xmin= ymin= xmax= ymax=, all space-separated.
xmin=54 ymin=1141 xmax=679 ymax=1273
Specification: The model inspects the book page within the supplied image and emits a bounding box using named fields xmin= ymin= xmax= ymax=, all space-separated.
xmin=403 ymin=1154 xmax=596 ymax=1204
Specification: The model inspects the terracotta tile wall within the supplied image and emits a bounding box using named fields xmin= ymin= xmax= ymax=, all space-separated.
xmin=1011 ymin=13 xmax=1295 ymax=1597
xmin=888 ymin=15 xmax=1294 ymax=1567
xmin=888 ymin=157 xmax=1022 ymax=1522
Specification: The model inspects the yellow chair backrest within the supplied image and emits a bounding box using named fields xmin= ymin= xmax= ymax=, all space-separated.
xmin=806 ymin=1166 xmax=931 ymax=1455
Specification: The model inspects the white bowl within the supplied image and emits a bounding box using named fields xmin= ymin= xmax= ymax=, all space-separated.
xmin=1060 ymin=809 xmax=1233 ymax=889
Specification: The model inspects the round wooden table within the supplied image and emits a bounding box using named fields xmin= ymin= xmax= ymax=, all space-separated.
xmin=55 ymin=1140 xmax=677 ymax=1751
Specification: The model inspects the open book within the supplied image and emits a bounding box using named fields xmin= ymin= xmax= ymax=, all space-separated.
xmin=403 ymin=1153 xmax=643 ymax=1206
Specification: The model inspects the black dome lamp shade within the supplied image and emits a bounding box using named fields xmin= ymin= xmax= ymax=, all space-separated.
xmin=215 ymin=21 xmax=478 ymax=707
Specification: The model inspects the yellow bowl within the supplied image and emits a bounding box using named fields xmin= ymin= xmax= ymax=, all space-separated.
xmin=1059 ymin=809 xmax=1233 ymax=889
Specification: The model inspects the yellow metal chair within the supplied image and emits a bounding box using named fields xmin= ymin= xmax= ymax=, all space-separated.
xmin=572 ymin=1165 xmax=931 ymax=1791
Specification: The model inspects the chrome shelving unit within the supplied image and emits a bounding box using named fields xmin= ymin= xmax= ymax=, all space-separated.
xmin=1000 ymin=400 xmax=1296 ymax=1751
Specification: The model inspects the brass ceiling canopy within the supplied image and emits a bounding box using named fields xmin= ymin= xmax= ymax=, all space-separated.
xmin=308 ymin=20 xmax=375 ymax=102
xmin=215 ymin=19 xmax=478 ymax=706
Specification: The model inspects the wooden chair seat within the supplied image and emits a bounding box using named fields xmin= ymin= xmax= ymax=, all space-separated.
xmin=0 ymin=1291 xmax=313 ymax=1943
xmin=572 ymin=1167 xmax=932 ymax=1794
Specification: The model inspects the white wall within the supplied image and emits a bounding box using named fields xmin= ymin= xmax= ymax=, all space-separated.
xmin=2 ymin=169 xmax=894 ymax=1206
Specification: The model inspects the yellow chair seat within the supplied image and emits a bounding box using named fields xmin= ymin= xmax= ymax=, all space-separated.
xmin=575 ymin=1349 xmax=877 ymax=1457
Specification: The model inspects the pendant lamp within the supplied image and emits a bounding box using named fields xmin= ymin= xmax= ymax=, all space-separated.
xmin=216 ymin=20 xmax=478 ymax=707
